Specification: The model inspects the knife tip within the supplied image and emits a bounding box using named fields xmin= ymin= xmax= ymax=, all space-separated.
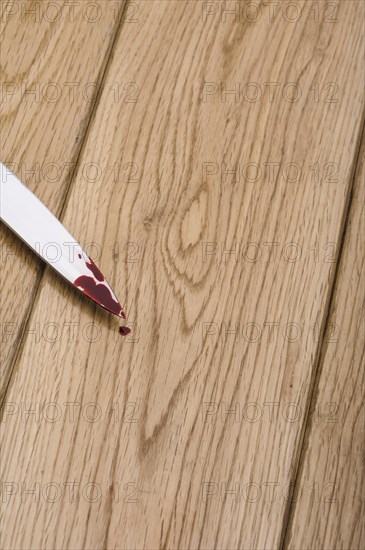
xmin=74 ymin=272 xmax=126 ymax=322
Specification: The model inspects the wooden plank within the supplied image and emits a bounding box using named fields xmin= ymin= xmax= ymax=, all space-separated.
xmin=0 ymin=0 xmax=126 ymax=400
xmin=284 ymin=137 xmax=365 ymax=549
xmin=0 ymin=1 xmax=364 ymax=548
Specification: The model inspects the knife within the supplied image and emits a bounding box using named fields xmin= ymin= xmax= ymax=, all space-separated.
xmin=0 ymin=162 xmax=127 ymax=322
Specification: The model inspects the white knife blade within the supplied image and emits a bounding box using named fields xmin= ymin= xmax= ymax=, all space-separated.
xmin=0 ymin=162 xmax=126 ymax=320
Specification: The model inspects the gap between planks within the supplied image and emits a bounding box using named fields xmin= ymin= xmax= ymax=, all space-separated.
xmin=279 ymin=118 xmax=365 ymax=550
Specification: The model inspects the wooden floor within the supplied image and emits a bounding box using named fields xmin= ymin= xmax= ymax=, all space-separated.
xmin=1 ymin=1 xmax=364 ymax=549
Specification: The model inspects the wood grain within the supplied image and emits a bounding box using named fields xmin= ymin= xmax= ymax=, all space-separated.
xmin=284 ymin=135 xmax=365 ymax=549
xmin=0 ymin=0 xmax=125 ymax=400
xmin=0 ymin=1 xmax=364 ymax=549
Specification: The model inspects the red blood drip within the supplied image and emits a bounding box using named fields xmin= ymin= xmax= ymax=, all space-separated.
xmin=119 ymin=326 xmax=131 ymax=336
xmin=78 ymin=253 xmax=82 ymax=259
xmin=74 ymin=275 xmax=125 ymax=318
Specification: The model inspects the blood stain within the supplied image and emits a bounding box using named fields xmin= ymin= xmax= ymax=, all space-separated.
xmin=85 ymin=258 xmax=104 ymax=282
xmin=119 ymin=326 xmax=131 ymax=336
xmin=74 ymin=275 xmax=125 ymax=318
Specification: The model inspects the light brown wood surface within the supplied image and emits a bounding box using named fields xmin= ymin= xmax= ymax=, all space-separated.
xmin=0 ymin=0 xmax=126 ymax=401
xmin=284 ymin=135 xmax=365 ymax=550
xmin=0 ymin=1 xmax=364 ymax=549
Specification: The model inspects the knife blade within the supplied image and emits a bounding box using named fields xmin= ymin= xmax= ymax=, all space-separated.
xmin=0 ymin=162 xmax=126 ymax=321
